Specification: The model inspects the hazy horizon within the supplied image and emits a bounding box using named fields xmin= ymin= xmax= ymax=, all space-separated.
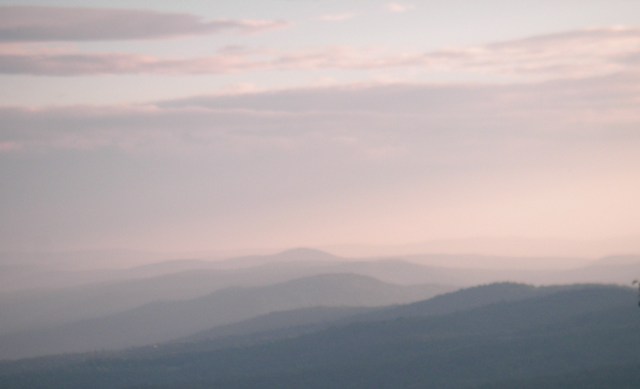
xmin=2 ymin=4 xmax=640 ymax=386
xmin=1 ymin=1 xmax=639 ymax=261
xmin=3 ymin=234 xmax=640 ymax=264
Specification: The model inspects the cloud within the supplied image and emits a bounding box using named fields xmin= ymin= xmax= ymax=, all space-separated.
xmin=2 ymin=75 xmax=638 ymax=250
xmin=0 ymin=51 xmax=261 ymax=76
xmin=2 ymin=27 xmax=639 ymax=78
xmin=0 ymin=6 xmax=286 ymax=42
xmin=162 ymin=72 xmax=640 ymax=129
xmin=461 ymin=27 xmax=640 ymax=77
xmin=386 ymin=3 xmax=414 ymax=13
xmin=0 ymin=141 xmax=21 ymax=152
xmin=318 ymin=13 xmax=356 ymax=22
xmin=2 ymin=71 xmax=638 ymax=155
xmin=284 ymin=27 xmax=640 ymax=80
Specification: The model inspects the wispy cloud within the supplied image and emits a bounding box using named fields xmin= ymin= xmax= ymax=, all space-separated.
xmin=0 ymin=141 xmax=21 ymax=152
xmin=0 ymin=6 xmax=287 ymax=42
xmin=0 ymin=51 xmax=261 ymax=76
xmin=2 ymin=70 xmax=638 ymax=154
xmin=318 ymin=13 xmax=356 ymax=22
xmin=2 ymin=27 xmax=639 ymax=79
xmin=3 ymin=72 xmax=638 ymax=249
xmin=386 ymin=3 xmax=414 ymax=13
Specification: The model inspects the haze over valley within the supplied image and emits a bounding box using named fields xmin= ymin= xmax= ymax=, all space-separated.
xmin=1 ymin=0 xmax=639 ymax=387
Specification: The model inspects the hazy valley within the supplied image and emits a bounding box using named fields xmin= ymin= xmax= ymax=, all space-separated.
xmin=2 ymin=1 xmax=639 ymax=387
xmin=1 ymin=248 xmax=639 ymax=388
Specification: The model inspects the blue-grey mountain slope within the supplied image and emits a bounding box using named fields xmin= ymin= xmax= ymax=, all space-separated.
xmin=0 ymin=284 xmax=636 ymax=388
xmin=0 ymin=273 xmax=451 ymax=359
xmin=0 ymin=252 xmax=463 ymax=335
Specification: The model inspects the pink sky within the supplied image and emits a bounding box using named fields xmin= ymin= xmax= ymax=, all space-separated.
xmin=1 ymin=1 xmax=639 ymax=256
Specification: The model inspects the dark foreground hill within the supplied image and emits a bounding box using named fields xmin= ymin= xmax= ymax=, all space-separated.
xmin=0 ymin=284 xmax=637 ymax=388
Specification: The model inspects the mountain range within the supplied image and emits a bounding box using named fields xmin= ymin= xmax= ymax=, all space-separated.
xmin=0 ymin=283 xmax=636 ymax=388
xmin=0 ymin=273 xmax=453 ymax=359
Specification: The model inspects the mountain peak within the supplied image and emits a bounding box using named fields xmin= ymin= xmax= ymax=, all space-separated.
xmin=277 ymin=248 xmax=339 ymax=261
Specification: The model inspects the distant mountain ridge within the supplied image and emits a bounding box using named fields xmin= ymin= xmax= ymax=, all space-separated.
xmin=0 ymin=273 xmax=452 ymax=359
xmin=3 ymin=248 xmax=638 ymax=339
xmin=0 ymin=283 xmax=636 ymax=388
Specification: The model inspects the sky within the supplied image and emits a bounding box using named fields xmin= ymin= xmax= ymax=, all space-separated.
xmin=1 ymin=1 xmax=639 ymax=255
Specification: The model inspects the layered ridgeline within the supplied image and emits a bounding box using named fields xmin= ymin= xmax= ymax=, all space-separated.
xmin=0 ymin=249 xmax=461 ymax=335
xmin=2 ymin=248 xmax=639 ymax=338
xmin=2 ymin=248 xmax=640 ymax=360
xmin=0 ymin=273 xmax=452 ymax=359
xmin=0 ymin=283 xmax=637 ymax=388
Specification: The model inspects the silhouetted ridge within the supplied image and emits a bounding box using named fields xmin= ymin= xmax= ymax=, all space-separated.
xmin=0 ymin=273 xmax=447 ymax=359
xmin=362 ymin=282 xmax=542 ymax=321
xmin=1 ymin=284 xmax=636 ymax=389
xmin=185 ymin=306 xmax=371 ymax=344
